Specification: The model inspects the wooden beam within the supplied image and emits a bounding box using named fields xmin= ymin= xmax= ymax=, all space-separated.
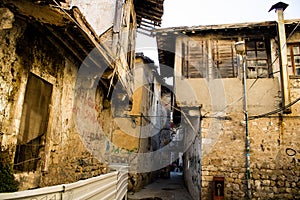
xmin=136 ymin=11 xmax=162 ymax=23
xmin=46 ymin=26 xmax=85 ymax=62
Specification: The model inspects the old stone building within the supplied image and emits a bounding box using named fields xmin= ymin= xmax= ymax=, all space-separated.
xmin=123 ymin=52 xmax=166 ymax=192
xmin=0 ymin=0 xmax=164 ymax=191
xmin=156 ymin=6 xmax=300 ymax=200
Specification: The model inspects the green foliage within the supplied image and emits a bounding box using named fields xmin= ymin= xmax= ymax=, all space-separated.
xmin=0 ymin=164 xmax=19 ymax=192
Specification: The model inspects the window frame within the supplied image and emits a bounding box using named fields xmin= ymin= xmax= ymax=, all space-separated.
xmin=287 ymin=43 xmax=300 ymax=77
xmin=245 ymin=39 xmax=270 ymax=79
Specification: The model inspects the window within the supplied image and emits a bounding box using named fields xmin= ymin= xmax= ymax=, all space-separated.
xmin=181 ymin=39 xmax=238 ymax=79
xmin=287 ymin=43 xmax=300 ymax=76
xmin=245 ymin=39 xmax=269 ymax=78
xmin=212 ymin=40 xmax=238 ymax=78
xmin=14 ymin=74 xmax=52 ymax=172
xmin=182 ymin=40 xmax=207 ymax=78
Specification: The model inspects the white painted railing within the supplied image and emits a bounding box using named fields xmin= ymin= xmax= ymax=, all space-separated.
xmin=0 ymin=170 xmax=128 ymax=200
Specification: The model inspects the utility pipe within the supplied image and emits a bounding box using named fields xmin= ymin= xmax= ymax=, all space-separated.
xmin=269 ymin=2 xmax=291 ymax=113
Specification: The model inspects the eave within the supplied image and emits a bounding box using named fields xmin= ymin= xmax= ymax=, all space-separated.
xmin=155 ymin=19 xmax=300 ymax=78
xmin=2 ymin=0 xmax=115 ymax=89
xmin=134 ymin=0 xmax=164 ymax=28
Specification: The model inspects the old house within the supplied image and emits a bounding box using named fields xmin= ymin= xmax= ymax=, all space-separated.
xmin=156 ymin=5 xmax=300 ymax=200
xmin=0 ymin=0 xmax=164 ymax=191
xmin=122 ymin=52 xmax=165 ymax=192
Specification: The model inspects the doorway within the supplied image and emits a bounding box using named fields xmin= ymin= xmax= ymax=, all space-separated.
xmin=14 ymin=73 xmax=53 ymax=172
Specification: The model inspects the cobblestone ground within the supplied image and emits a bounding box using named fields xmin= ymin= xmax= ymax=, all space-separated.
xmin=128 ymin=172 xmax=193 ymax=200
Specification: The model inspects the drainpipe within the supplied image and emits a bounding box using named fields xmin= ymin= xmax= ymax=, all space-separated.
xmin=235 ymin=41 xmax=251 ymax=199
xmin=269 ymin=2 xmax=291 ymax=113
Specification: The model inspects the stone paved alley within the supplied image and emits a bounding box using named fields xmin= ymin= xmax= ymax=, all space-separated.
xmin=128 ymin=172 xmax=193 ymax=200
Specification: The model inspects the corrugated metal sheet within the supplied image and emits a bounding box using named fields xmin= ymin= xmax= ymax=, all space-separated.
xmin=116 ymin=171 xmax=128 ymax=200
xmin=0 ymin=171 xmax=128 ymax=200
xmin=0 ymin=185 xmax=64 ymax=200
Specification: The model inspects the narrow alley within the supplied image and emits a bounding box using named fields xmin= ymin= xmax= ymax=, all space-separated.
xmin=0 ymin=0 xmax=300 ymax=200
xmin=128 ymin=172 xmax=193 ymax=200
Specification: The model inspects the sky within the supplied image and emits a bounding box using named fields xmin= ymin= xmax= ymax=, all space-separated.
xmin=161 ymin=0 xmax=300 ymax=27
xmin=136 ymin=0 xmax=300 ymax=74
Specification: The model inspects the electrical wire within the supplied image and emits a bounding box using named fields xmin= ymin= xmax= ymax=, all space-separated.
xmin=204 ymin=20 xmax=300 ymax=118
xmin=10 ymin=3 xmax=299 ymax=168
xmin=249 ymin=97 xmax=300 ymax=120
xmin=52 ymin=0 xmax=202 ymax=134
xmin=52 ymin=0 xmax=132 ymax=95
xmin=53 ymin=0 xmax=300 ymax=131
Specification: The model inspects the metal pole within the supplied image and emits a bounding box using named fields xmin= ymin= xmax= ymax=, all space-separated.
xmin=198 ymin=106 xmax=202 ymax=200
xmin=242 ymin=55 xmax=251 ymax=200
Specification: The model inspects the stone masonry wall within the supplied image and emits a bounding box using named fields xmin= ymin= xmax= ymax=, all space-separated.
xmin=200 ymin=114 xmax=300 ymax=200
xmin=199 ymin=108 xmax=300 ymax=199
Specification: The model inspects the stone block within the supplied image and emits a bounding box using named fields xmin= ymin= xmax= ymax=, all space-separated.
xmin=226 ymin=177 xmax=234 ymax=183
xmin=261 ymin=174 xmax=269 ymax=180
xmin=270 ymin=174 xmax=277 ymax=181
xmin=238 ymin=173 xmax=245 ymax=179
xmin=202 ymin=170 xmax=209 ymax=176
xmin=255 ymin=180 xmax=261 ymax=189
xmin=285 ymin=181 xmax=290 ymax=188
xmin=277 ymin=180 xmax=285 ymax=187
xmin=252 ymin=172 xmax=260 ymax=179
xmin=272 ymin=186 xmax=278 ymax=193
xmin=278 ymin=175 xmax=286 ymax=181
xmin=268 ymin=193 xmax=275 ymax=198
xmin=201 ymin=180 xmax=209 ymax=187
xmin=232 ymin=183 xmax=240 ymax=190
xmin=210 ymin=158 xmax=222 ymax=165
xmin=283 ymin=193 xmax=293 ymax=199
xmin=262 ymin=180 xmax=270 ymax=186
xmin=231 ymin=172 xmax=238 ymax=178
xmin=263 ymin=186 xmax=271 ymax=192
xmin=0 ymin=8 xmax=14 ymax=30
xmin=270 ymin=180 xmax=276 ymax=187
xmin=202 ymin=175 xmax=213 ymax=181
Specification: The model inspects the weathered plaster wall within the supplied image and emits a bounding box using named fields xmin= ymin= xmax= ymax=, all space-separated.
xmin=183 ymin=113 xmax=201 ymax=200
xmin=0 ymin=18 xmax=27 ymax=164
xmin=70 ymin=0 xmax=116 ymax=36
xmin=125 ymin=56 xmax=162 ymax=192
xmin=175 ymin=78 xmax=281 ymax=114
xmin=0 ymin=16 xmax=110 ymax=190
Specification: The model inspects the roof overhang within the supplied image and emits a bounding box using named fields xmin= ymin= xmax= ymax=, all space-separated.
xmin=154 ymin=19 xmax=300 ymax=78
xmin=134 ymin=0 xmax=164 ymax=35
xmin=1 ymin=0 xmax=116 ymax=89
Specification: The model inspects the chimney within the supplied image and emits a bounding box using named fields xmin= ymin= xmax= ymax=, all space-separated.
xmin=269 ymin=2 xmax=291 ymax=113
